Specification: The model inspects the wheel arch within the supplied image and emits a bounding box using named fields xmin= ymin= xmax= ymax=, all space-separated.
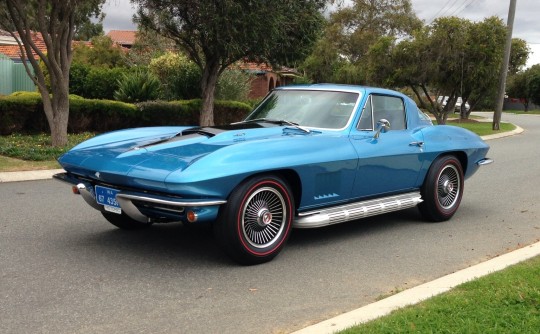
xmin=431 ymin=151 xmax=468 ymax=175
xmin=234 ymin=169 xmax=302 ymax=212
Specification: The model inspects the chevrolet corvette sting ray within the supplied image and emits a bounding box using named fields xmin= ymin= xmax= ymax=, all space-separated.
xmin=54 ymin=84 xmax=492 ymax=264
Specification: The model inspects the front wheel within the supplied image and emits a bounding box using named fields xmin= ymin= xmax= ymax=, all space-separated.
xmin=419 ymin=155 xmax=464 ymax=222
xmin=214 ymin=175 xmax=294 ymax=265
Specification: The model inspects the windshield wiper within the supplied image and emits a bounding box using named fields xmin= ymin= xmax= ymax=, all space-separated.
xmin=232 ymin=118 xmax=310 ymax=133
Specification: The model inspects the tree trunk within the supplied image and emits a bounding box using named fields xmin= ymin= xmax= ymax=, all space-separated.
xmin=40 ymin=89 xmax=69 ymax=147
xmin=199 ymin=61 xmax=220 ymax=126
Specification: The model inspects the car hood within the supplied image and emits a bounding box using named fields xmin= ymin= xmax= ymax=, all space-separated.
xmin=59 ymin=123 xmax=317 ymax=188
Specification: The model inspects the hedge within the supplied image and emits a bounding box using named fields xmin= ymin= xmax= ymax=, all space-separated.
xmin=0 ymin=92 xmax=252 ymax=135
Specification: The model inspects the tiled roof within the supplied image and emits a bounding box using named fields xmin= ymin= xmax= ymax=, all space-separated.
xmin=106 ymin=30 xmax=137 ymax=46
xmin=0 ymin=31 xmax=46 ymax=60
xmin=235 ymin=61 xmax=299 ymax=75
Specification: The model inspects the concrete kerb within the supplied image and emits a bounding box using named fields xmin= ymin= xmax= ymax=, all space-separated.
xmin=292 ymin=241 xmax=540 ymax=334
xmin=0 ymin=168 xmax=64 ymax=183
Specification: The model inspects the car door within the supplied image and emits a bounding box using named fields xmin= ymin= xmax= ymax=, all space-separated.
xmin=350 ymin=94 xmax=424 ymax=198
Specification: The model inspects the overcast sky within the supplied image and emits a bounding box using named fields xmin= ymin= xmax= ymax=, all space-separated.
xmin=102 ymin=0 xmax=540 ymax=68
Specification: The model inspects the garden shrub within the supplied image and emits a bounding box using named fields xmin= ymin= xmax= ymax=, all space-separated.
xmin=69 ymin=98 xmax=139 ymax=132
xmin=215 ymin=70 xmax=253 ymax=102
xmin=149 ymin=52 xmax=201 ymax=100
xmin=0 ymin=93 xmax=252 ymax=134
xmin=69 ymin=62 xmax=91 ymax=97
xmin=114 ymin=68 xmax=161 ymax=103
xmin=83 ymin=67 xmax=127 ymax=100
xmin=0 ymin=92 xmax=43 ymax=134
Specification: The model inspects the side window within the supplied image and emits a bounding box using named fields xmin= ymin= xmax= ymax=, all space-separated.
xmin=371 ymin=95 xmax=406 ymax=130
xmin=358 ymin=95 xmax=373 ymax=130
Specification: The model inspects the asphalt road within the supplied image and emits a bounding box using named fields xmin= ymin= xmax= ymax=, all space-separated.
xmin=1 ymin=113 xmax=539 ymax=334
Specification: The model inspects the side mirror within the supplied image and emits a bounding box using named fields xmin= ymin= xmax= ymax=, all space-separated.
xmin=374 ymin=119 xmax=391 ymax=139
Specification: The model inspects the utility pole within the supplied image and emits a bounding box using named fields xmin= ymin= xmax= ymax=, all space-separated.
xmin=493 ymin=0 xmax=517 ymax=130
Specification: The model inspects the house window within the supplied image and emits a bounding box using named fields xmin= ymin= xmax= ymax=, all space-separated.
xmin=268 ymin=77 xmax=275 ymax=91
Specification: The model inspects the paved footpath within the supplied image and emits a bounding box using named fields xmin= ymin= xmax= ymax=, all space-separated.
xmin=1 ymin=117 xmax=538 ymax=334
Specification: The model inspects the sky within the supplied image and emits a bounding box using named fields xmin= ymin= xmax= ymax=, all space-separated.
xmin=102 ymin=0 xmax=540 ymax=68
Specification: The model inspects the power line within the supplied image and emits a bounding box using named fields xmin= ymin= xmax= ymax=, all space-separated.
xmin=452 ymin=0 xmax=478 ymax=17
xmin=426 ymin=0 xmax=459 ymax=24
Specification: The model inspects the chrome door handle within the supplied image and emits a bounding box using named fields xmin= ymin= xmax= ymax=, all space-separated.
xmin=409 ymin=141 xmax=424 ymax=147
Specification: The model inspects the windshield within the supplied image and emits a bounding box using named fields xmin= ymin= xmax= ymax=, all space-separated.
xmin=245 ymin=89 xmax=360 ymax=130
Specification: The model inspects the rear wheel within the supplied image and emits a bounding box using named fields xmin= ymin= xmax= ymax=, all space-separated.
xmin=419 ymin=155 xmax=464 ymax=222
xmin=214 ymin=175 xmax=294 ymax=265
xmin=101 ymin=211 xmax=153 ymax=230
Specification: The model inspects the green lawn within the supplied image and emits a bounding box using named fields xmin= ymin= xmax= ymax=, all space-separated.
xmin=447 ymin=120 xmax=516 ymax=136
xmin=340 ymin=256 xmax=540 ymax=333
xmin=503 ymin=110 xmax=540 ymax=115
xmin=0 ymin=132 xmax=94 ymax=161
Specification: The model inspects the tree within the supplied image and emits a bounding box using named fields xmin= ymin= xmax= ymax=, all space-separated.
xmin=73 ymin=35 xmax=126 ymax=68
xmin=368 ymin=16 xmax=510 ymax=124
xmin=0 ymin=0 xmax=105 ymax=146
xmin=74 ymin=11 xmax=105 ymax=41
xmin=303 ymin=0 xmax=421 ymax=83
xmin=125 ymin=29 xmax=175 ymax=66
xmin=509 ymin=38 xmax=530 ymax=75
xmin=133 ymin=0 xmax=326 ymax=126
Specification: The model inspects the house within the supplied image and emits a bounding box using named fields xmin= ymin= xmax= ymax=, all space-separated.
xmin=106 ymin=30 xmax=137 ymax=49
xmin=237 ymin=62 xmax=300 ymax=99
xmin=0 ymin=30 xmax=17 ymax=46
xmin=0 ymin=31 xmax=46 ymax=61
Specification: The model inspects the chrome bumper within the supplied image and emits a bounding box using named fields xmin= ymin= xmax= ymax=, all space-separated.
xmin=476 ymin=158 xmax=494 ymax=166
xmin=53 ymin=172 xmax=226 ymax=223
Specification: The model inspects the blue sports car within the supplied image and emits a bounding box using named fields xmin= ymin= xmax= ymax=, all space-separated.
xmin=55 ymin=84 xmax=492 ymax=264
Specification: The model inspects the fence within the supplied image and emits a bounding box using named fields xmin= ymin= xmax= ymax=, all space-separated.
xmin=0 ymin=54 xmax=36 ymax=95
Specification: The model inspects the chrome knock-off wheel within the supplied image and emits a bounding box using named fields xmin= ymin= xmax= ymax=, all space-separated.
xmin=419 ymin=155 xmax=464 ymax=222
xmin=215 ymin=175 xmax=294 ymax=265
xmin=241 ymin=187 xmax=287 ymax=249
xmin=437 ymin=165 xmax=461 ymax=210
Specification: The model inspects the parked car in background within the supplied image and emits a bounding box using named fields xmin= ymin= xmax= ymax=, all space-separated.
xmin=55 ymin=84 xmax=492 ymax=265
xmin=438 ymin=96 xmax=470 ymax=113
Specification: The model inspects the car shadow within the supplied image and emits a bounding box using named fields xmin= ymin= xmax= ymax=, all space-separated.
xmin=69 ymin=207 xmax=425 ymax=267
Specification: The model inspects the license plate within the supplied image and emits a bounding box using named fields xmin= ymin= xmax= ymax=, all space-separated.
xmin=95 ymin=185 xmax=122 ymax=214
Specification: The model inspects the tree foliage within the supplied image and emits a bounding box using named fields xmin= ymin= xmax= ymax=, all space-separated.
xmin=507 ymin=64 xmax=540 ymax=110
xmin=125 ymin=28 xmax=175 ymax=66
xmin=367 ymin=16 xmax=514 ymax=124
xmin=148 ymin=52 xmax=201 ymax=100
xmin=72 ymin=35 xmax=127 ymax=68
xmin=132 ymin=0 xmax=326 ymax=126
xmin=74 ymin=11 xmax=105 ymax=41
xmin=0 ymin=0 xmax=105 ymax=146
xmin=509 ymin=38 xmax=530 ymax=75
xmin=302 ymin=0 xmax=421 ymax=83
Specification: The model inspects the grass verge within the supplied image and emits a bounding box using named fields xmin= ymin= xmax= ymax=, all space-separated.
xmin=0 ymin=155 xmax=60 ymax=172
xmin=0 ymin=132 xmax=94 ymax=164
xmin=503 ymin=110 xmax=540 ymax=115
xmin=340 ymin=256 xmax=540 ymax=333
xmin=447 ymin=120 xmax=516 ymax=136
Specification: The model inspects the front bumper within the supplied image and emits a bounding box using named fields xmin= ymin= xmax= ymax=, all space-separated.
xmin=54 ymin=172 xmax=226 ymax=224
xmin=476 ymin=158 xmax=494 ymax=166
